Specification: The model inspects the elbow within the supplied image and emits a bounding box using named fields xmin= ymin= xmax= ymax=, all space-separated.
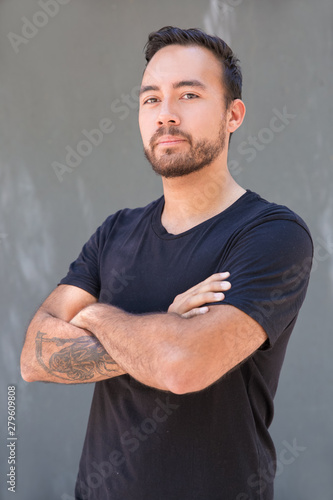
xmin=20 ymin=354 xmax=36 ymax=383
xmin=166 ymin=380 xmax=195 ymax=396
xmin=163 ymin=353 xmax=208 ymax=395
xmin=167 ymin=372 xmax=221 ymax=395
xmin=20 ymin=364 xmax=32 ymax=383
xmin=166 ymin=375 xmax=205 ymax=396
xmin=20 ymin=366 xmax=33 ymax=383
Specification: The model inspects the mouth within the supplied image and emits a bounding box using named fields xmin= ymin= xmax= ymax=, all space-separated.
xmin=156 ymin=136 xmax=187 ymax=147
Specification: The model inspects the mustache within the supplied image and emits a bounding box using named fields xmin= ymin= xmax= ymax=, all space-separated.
xmin=150 ymin=127 xmax=192 ymax=147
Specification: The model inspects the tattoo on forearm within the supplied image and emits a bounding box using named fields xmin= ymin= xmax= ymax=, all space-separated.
xmin=35 ymin=331 xmax=119 ymax=381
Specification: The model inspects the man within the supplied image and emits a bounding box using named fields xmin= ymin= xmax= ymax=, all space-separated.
xmin=21 ymin=26 xmax=313 ymax=499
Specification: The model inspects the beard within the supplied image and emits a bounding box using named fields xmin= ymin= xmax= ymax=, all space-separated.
xmin=143 ymin=120 xmax=227 ymax=178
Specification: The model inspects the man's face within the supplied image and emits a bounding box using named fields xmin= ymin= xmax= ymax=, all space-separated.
xmin=139 ymin=44 xmax=229 ymax=178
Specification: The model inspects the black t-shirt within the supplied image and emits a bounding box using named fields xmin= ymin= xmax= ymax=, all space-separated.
xmin=59 ymin=190 xmax=313 ymax=500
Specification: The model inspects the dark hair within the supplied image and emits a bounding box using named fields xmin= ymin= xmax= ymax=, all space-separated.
xmin=143 ymin=26 xmax=242 ymax=109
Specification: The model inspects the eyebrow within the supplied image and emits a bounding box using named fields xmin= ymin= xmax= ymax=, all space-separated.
xmin=139 ymin=80 xmax=207 ymax=97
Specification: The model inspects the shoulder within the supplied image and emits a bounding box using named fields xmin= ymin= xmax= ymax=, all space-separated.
xmin=224 ymin=191 xmax=314 ymax=271
xmin=237 ymin=190 xmax=312 ymax=242
xmin=97 ymin=196 xmax=163 ymax=237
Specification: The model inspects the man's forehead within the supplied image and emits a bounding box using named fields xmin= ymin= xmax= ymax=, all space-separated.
xmin=141 ymin=45 xmax=222 ymax=90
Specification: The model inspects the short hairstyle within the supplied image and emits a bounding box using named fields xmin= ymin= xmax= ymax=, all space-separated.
xmin=143 ymin=26 xmax=242 ymax=110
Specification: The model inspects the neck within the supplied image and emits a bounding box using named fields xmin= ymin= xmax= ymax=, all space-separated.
xmin=160 ymin=159 xmax=246 ymax=234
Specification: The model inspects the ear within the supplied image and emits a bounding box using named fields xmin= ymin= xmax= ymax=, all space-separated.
xmin=227 ymin=99 xmax=246 ymax=134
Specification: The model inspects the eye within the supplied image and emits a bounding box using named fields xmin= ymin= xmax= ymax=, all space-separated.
xmin=143 ymin=97 xmax=159 ymax=105
xmin=182 ymin=93 xmax=199 ymax=100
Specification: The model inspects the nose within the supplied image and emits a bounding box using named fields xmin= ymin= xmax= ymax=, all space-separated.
xmin=156 ymin=99 xmax=180 ymax=127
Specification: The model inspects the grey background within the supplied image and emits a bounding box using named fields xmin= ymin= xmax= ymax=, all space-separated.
xmin=0 ymin=0 xmax=332 ymax=499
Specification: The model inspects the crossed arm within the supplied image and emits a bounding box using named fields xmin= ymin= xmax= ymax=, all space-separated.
xmin=21 ymin=272 xmax=267 ymax=393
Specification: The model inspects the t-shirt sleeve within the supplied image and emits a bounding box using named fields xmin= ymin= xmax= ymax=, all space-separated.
xmin=58 ymin=215 xmax=114 ymax=298
xmin=215 ymin=217 xmax=313 ymax=349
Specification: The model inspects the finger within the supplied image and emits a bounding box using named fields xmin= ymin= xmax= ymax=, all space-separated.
xmin=205 ymin=272 xmax=230 ymax=282
xmin=176 ymin=291 xmax=226 ymax=314
xmin=178 ymin=273 xmax=231 ymax=297
xmin=181 ymin=306 xmax=209 ymax=319
xmin=191 ymin=272 xmax=230 ymax=290
xmin=167 ymin=273 xmax=231 ymax=315
xmin=189 ymin=280 xmax=231 ymax=295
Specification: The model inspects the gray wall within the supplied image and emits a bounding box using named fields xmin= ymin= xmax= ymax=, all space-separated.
xmin=1 ymin=0 xmax=332 ymax=498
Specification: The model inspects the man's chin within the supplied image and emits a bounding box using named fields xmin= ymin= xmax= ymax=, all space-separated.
xmin=144 ymin=149 xmax=210 ymax=178
xmin=151 ymin=163 xmax=208 ymax=179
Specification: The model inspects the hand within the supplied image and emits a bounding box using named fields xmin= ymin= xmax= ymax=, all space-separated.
xmin=69 ymin=309 xmax=85 ymax=329
xmin=168 ymin=272 xmax=231 ymax=319
xmin=69 ymin=306 xmax=95 ymax=330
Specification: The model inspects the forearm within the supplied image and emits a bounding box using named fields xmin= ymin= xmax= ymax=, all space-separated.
xmin=21 ymin=309 xmax=126 ymax=384
xmin=70 ymin=304 xmax=186 ymax=391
